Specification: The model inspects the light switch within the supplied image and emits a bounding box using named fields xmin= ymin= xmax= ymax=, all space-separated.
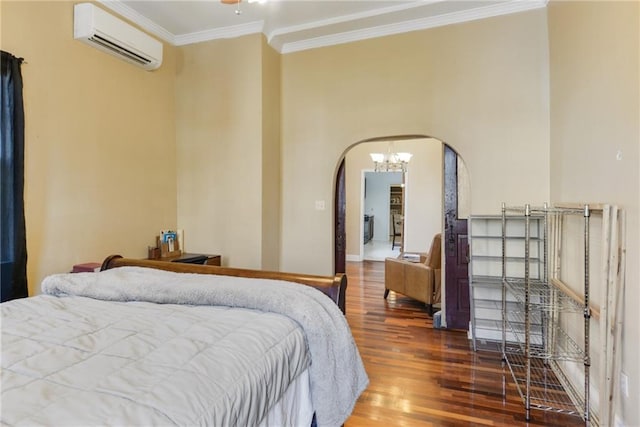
xmin=315 ymin=200 xmax=325 ymax=210
xmin=621 ymin=371 xmax=629 ymax=398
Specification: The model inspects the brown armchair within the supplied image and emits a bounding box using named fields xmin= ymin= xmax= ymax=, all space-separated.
xmin=384 ymin=233 xmax=442 ymax=314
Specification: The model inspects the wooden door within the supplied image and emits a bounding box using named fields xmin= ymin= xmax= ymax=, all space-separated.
xmin=443 ymin=145 xmax=470 ymax=329
xmin=334 ymin=158 xmax=346 ymax=274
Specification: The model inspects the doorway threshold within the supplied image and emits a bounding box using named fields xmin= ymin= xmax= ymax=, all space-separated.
xmin=363 ymin=239 xmax=400 ymax=261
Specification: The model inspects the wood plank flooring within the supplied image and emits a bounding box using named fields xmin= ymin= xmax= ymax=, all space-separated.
xmin=344 ymin=261 xmax=585 ymax=427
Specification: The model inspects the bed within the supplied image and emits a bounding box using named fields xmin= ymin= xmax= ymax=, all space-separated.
xmin=1 ymin=255 xmax=368 ymax=426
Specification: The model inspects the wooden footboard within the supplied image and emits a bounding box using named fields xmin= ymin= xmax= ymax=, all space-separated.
xmin=101 ymin=255 xmax=347 ymax=314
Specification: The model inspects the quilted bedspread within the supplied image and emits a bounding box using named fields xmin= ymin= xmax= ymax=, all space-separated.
xmin=1 ymin=267 xmax=369 ymax=427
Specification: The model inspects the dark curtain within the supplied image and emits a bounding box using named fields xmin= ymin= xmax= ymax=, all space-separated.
xmin=1 ymin=50 xmax=27 ymax=302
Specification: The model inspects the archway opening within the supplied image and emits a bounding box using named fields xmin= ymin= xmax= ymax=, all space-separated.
xmin=335 ymin=136 xmax=470 ymax=328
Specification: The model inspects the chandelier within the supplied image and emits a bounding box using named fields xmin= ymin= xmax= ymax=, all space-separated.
xmin=370 ymin=150 xmax=412 ymax=172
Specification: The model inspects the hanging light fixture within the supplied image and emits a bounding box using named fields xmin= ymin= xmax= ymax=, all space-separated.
xmin=221 ymin=0 xmax=267 ymax=15
xmin=220 ymin=0 xmax=266 ymax=3
xmin=370 ymin=145 xmax=412 ymax=172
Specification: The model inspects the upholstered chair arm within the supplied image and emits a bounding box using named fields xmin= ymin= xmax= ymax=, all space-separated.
xmin=404 ymin=262 xmax=435 ymax=304
xmin=384 ymin=257 xmax=406 ymax=295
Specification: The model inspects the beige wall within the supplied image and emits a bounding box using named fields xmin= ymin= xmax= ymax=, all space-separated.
xmin=403 ymin=141 xmax=443 ymax=252
xmin=281 ymin=9 xmax=551 ymax=275
xmin=548 ymin=1 xmax=639 ymax=425
xmin=345 ymin=139 xmax=442 ymax=259
xmin=175 ymin=34 xmax=276 ymax=269
xmin=260 ymin=38 xmax=281 ymax=270
xmin=0 ymin=1 xmax=177 ymax=293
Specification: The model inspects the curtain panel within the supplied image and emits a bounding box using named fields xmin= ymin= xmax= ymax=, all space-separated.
xmin=1 ymin=50 xmax=27 ymax=301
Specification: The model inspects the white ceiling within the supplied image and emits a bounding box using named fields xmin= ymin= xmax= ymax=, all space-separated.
xmin=99 ymin=0 xmax=547 ymax=53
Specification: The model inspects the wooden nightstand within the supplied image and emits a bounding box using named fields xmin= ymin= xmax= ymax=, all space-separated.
xmin=152 ymin=253 xmax=221 ymax=266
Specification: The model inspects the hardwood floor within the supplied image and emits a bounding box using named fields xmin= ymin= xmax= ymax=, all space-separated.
xmin=344 ymin=261 xmax=585 ymax=427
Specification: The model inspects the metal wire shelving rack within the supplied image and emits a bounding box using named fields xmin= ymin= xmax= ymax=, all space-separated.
xmin=500 ymin=203 xmax=597 ymax=426
xmin=468 ymin=214 xmax=545 ymax=352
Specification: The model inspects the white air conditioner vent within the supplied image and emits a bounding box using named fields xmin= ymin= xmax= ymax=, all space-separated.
xmin=74 ymin=3 xmax=162 ymax=71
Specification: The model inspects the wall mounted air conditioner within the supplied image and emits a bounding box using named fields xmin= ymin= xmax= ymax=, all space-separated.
xmin=74 ymin=3 xmax=162 ymax=71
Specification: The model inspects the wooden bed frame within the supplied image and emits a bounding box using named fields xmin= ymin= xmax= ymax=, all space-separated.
xmin=101 ymin=255 xmax=347 ymax=314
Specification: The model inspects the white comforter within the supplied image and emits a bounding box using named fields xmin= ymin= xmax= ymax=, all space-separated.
xmin=2 ymin=295 xmax=309 ymax=426
xmin=1 ymin=267 xmax=369 ymax=427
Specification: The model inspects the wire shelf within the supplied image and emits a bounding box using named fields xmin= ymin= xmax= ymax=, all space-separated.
xmin=504 ymin=351 xmax=587 ymax=417
xmin=503 ymin=278 xmax=585 ymax=314
xmin=503 ymin=313 xmax=585 ymax=362
xmin=503 ymin=205 xmax=586 ymax=216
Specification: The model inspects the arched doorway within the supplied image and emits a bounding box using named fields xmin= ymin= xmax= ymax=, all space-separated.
xmin=334 ymin=136 xmax=470 ymax=329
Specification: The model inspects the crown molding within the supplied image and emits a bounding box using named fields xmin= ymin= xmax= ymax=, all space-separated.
xmin=174 ymin=21 xmax=265 ymax=46
xmin=278 ymin=0 xmax=548 ymax=54
xmin=95 ymin=0 xmax=548 ymax=53
xmin=267 ymin=0 xmax=443 ymax=42
xmin=96 ymin=0 xmax=176 ymax=44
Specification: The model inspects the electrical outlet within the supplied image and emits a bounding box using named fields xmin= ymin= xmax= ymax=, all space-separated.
xmin=621 ymin=371 xmax=629 ymax=398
